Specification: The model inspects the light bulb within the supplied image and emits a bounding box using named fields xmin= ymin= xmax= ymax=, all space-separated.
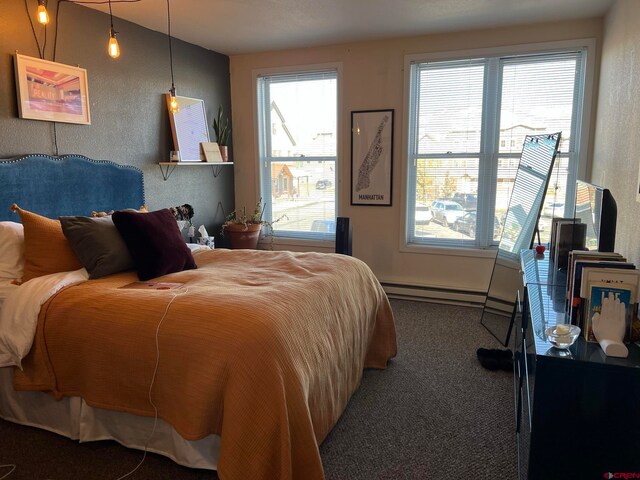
xmin=169 ymin=88 xmax=179 ymax=113
xmin=108 ymin=31 xmax=120 ymax=58
xmin=36 ymin=3 xmax=49 ymax=25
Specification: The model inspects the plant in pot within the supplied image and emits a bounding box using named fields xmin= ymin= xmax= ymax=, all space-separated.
xmin=222 ymin=200 xmax=284 ymax=249
xmin=212 ymin=104 xmax=231 ymax=162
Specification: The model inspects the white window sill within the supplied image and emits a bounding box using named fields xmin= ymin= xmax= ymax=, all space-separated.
xmin=258 ymin=236 xmax=335 ymax=251
xmin=400 ymin=242 xmax=498 ymax=259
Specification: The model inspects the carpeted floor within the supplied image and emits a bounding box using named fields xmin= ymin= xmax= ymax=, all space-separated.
xmin=0 ymin=299 xmax=516 ymax=480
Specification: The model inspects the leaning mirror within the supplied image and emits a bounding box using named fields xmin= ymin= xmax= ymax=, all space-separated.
xmin=481 ymin=133 xmax=562 ymax=346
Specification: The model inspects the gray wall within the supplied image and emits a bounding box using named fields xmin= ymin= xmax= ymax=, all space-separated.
xmin=0 ymin=0 xmax=234 ymax=241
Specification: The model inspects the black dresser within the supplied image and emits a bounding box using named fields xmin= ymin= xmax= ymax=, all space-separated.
xmin=515 ymin=249 xmax=640 ymax=480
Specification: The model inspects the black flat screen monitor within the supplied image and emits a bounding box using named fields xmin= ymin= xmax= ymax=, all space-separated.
xmin=574 ymin=180 xmax=617 ymax=252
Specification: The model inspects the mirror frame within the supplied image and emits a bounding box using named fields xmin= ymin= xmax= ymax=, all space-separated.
xmin=481 ymin=132 xmax=562 ymax=346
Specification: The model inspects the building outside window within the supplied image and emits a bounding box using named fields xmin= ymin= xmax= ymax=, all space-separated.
xmin=406 ymin=47 xmax=588 ymax=248
xmin=256 ymin=69 xmax=338 ymax=239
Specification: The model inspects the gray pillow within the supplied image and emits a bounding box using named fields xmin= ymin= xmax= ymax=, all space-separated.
xmin=60 ymin=216 xmax=134 ymax=279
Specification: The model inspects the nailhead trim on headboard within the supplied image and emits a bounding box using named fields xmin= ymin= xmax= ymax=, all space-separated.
xmin=0 ymin=154 xmax=146 ymax=222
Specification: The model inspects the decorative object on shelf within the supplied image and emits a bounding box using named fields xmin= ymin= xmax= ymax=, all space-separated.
xmin=169 ymin=150 xmax=180 ymax=162
xmin=350 ymin=109 xmax=394 ymax=206
xmin=591 ymin=289 xmax=630 ymax=358
xmin=222 ymin=199 xmax=285 ymax=249
xmin=167 ymin=96 xmax=209 ymax=162
xmin=166 ymin=0 xmax=179 ymax=113
xmin=14 ymin=54 xmax=91 ymax=125
xmin=544 ymin=324 xmax=580 ymax=350
xmin=212 ymin=104 xmax=231 ymax=162
xmin=201 ymin=142 xmax=223 ymax=163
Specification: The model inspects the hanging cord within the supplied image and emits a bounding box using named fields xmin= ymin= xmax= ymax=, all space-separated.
xmin=23 ymin=0 xmax=44 ymax=58
xmin=167 ymin=0 xmax=175 ymax=90
xmin=108 ymin=0 xmax=115 ymax=33
xmin=26 ymin=0 xmax=142 ymax=157
xmin=115 ymin=287 xmax=189 ymax=480
xmin=52 ymin=122 xmax=59 ymax=156
xmin=0 ymin=464 xmax=16 ymax=480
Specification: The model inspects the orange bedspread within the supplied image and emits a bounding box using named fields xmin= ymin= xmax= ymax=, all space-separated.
xmin=14 ymin=249 xmax=397 ymax=480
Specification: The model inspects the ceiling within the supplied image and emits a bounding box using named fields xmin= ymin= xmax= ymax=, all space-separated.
xmin=83 ymin=0 xmax=614 ymax=56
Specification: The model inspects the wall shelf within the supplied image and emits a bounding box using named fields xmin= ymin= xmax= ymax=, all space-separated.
xmin=159 ymin=161 xmax=233 ymax=181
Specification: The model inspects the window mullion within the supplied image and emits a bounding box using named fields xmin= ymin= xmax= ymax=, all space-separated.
xmin=475 ymin=58 xmax=500 ymax=246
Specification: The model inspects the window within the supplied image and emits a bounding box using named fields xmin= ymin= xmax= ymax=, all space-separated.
xmin=406 ymin=47 xmax=588 ymax=248
xmin=257 ymin=70 xmax=338 ymax=239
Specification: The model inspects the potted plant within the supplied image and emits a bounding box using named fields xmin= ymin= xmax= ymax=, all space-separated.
xmin=213 ymin=104 xmax=231 ymax=162
xmin=222 ymin=200 xmax=284 ymax=249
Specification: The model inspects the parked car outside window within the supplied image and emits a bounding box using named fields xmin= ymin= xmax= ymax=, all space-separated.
xmin=430 ymin=200 xmax=465 ymax=227
xmin=415 ymin=205 xmax=433 ymax=224
xmin=316 ymin=179 xmax=333 ymax=190
xmin=453 ymin=211 xmax=502 ymax=238
xmin=451 ymin=193 xmax=477 ymax=211
xmin=311 ymin=219 xmax=336 ymax=233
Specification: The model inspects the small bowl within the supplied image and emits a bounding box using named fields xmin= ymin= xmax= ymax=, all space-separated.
xmin=545 ymin=324 xmax=580 ymax=349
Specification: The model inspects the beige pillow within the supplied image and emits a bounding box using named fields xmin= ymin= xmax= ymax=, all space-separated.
xmin=11 ymin=204 xmax=82 ymax=282
xmin=0 ymin=221 xmax=24 ymax=280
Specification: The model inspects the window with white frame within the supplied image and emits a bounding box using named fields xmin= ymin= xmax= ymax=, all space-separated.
xmin=406 ymin=48 xmax=587 ymax=248
xmin=257 ymin=70 xmax=337 ymax=239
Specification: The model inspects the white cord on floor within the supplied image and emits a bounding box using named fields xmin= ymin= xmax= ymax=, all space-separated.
xmin=115 ymin=287 xmax=189 ymax=480
xmin=0 ymin=464 xmax=16 ymax=480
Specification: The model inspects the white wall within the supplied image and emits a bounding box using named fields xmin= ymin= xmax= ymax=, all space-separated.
xmin=229 ymin=19 xmax=604 ymax=300
xmin=592 ymin=0 xmax=640 ymax=266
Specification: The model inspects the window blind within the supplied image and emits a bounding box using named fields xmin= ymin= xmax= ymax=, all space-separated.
xmin=406 ymin=48 xmax=586 ymax=248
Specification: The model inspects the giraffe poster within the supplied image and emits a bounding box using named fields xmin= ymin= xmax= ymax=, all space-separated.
xmin=351 ymin=109 xmax=394 ymax=206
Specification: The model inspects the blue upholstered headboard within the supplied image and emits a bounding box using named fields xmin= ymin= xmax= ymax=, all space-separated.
xmin=0 ymin=154 xmax=145 ymax=222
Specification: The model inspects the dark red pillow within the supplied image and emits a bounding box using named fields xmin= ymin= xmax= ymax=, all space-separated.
xmin=112 ymin=208 xmax=196 ymax=281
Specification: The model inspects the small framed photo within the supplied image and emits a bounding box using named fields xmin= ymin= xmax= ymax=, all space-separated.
xmin=14 ymin=54 xmax=91 ymax=125
xmin=351 ymin=109 xmax=394 ymax=206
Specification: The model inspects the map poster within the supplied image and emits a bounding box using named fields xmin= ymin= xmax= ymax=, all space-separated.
xmin=350 ymin=109 xmax=394 ymax=206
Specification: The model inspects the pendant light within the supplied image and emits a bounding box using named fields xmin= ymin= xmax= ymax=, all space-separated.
xmin=36 ymin=0 xmax=49 ymax=25
xmin=167 ymin=0 xmax=178 ymax=113
xmin=107 ymin=0 xmax=120 ymax=58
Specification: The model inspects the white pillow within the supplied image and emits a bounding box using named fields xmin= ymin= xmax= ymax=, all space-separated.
xmin=0 ymin=222 xmax=25 ymax=280
xmin=0 ymin=279 xmax=19 ymax=311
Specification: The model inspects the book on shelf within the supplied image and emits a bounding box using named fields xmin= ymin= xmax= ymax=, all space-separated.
xmin=549 ymin=217 xmax=576 ymax=260
xmin=565 ymin=252 xmax=630 ymax=325
xmin=566 ymin=250 xmax=625 ymax=299
xmin=579 ymin=266 xmax=640 ymax=299
xmin=584 ymin=282 xmax=635 ymax=343
xmin=553 ymin=221 xmax=587 ymax=270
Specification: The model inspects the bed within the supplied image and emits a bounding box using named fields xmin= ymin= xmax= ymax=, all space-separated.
xmin=0 ymin=155 xmax=397 ymax=480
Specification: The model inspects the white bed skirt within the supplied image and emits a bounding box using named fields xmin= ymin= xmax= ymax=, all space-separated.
xmin=0 ymin=367 xmax=220 ymax=470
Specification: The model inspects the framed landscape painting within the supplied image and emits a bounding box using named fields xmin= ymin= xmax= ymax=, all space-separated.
xmin=14 ymin=54 xmax=91 ymax=125
xmin=351 ymin=109 xmax=394 ymax=206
